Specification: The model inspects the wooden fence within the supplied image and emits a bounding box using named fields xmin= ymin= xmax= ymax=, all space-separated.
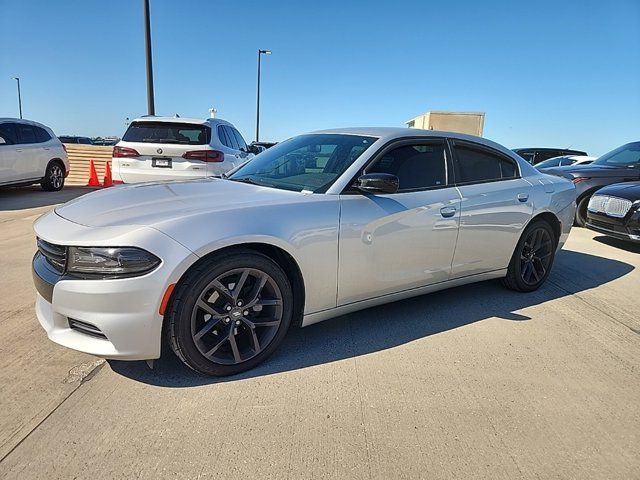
xmin=63 ymin=144 xmax=113 ymax=186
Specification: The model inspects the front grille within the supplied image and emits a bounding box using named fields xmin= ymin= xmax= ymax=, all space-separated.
xmin=68 ymin=319 xmax=107 ymax=339
xmin=37 ymin=238 xmax=67 ymax=273
xmin=588 ymin=195 xmax=633 ymax=218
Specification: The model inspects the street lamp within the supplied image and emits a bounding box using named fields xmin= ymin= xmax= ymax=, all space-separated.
xmin=255 ymin=49 xmax=271 ymax=142
xmin=12 ymin=77 xmax=22 ymax=119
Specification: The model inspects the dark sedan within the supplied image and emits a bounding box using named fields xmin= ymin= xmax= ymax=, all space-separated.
xmin=546 ymin=141 xmax=640 ymax=226
xmin=586 ymin=182 xmax=640 ymax=242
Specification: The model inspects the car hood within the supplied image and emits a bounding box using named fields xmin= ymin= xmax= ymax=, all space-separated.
xmin=545 ymin=164 xmax=637 ymax=179
xmin=593 ymin=181 xmax=640 ymax=201
xmin=55 ymin=179 xmax=303 ymax=228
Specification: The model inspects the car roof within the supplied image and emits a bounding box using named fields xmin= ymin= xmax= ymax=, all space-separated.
xmin=0 ymin=117 xmax=49 ymax=129
xmin=311 ymin=127 xmax=518 ymax=158
xmin=130 ymin=116 xmax=233 ymax=127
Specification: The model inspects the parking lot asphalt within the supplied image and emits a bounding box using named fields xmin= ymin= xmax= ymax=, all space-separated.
xmin=0 ymin=186 xmax=639 ymax=479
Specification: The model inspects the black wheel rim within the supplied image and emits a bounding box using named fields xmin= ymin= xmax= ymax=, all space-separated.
xmin=50 ymin=165 xmax=63 ymax=189
xmin=520 ymin=227 xmax=553 ymax=286
xmin=190 ymin=268 xmax=283 ymax=365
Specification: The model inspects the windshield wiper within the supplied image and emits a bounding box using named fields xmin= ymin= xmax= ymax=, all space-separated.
xmin=229 ymin=176 xmax=273 ymax=187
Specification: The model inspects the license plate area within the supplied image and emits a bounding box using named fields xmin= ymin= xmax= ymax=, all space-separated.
xmin=152 ymin=157 xmax=172 ymax=168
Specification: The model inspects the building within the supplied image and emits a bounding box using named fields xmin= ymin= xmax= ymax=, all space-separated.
xmin=405 ymin=111 xmax=485 ymax=136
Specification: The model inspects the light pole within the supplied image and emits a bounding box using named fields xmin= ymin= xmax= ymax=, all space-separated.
xmin=143 ymin=0 xmax=155 ymax=115
xmin=13 ymin=77 xmax=22 ymax=119
xmin=256 ymin=49 xmax=271 ymax=142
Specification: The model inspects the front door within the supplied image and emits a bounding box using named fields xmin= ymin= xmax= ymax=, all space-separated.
xmin=338 ymin=139 xmax=461 ymax=305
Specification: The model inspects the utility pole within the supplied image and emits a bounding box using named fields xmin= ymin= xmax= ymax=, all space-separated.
xmin=143 ymin=0 xmax=155 ymax=115
xmin=13 ymin=77 xmax=22 ymax=119
xmin=256 ymin=49 xmax=271 ymax=142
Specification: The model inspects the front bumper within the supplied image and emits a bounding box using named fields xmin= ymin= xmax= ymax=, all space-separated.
xmin=32 ymin=211 xmax=199 ymax=360
xmin=586 ymin=210 xmax=640 ymax=243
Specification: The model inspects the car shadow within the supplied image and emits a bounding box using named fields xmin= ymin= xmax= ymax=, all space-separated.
xmin=109 ymin=249 xmax=634 ymax=387
xmin=0 ymin=186 xmax=95 ymax=211
xmin=593 ymin=235 xmax=640 ymax=254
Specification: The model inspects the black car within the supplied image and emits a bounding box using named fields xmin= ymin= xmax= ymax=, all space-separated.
xmin=513 ymin=147 xmax=588 ymax=165
xmin=58 ymin=136 xmax=93 ymax=145
xmin=546 ymin=141 xmax=640 ymax=226
xmin=586 ymin=182 xmax=640 ymax=243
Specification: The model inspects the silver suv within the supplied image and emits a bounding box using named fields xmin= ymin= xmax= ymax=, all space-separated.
xmin=112 ymin=116 xmax=254 ymax=184
xmin=0 ymin=118 xmax=69 ymax=191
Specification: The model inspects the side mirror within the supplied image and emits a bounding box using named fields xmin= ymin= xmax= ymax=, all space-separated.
xmin=354 ymin=173 xmax=399 ymax=194
xmin=0 ymin=136 xmax=6 ymax=145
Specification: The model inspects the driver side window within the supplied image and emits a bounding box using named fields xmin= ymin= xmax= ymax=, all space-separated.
xmin=366 ymin=141 xmax=448 ymax=192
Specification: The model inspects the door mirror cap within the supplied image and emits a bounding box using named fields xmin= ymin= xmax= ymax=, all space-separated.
xmin=354 ymin=173 xmax=399 ymax=194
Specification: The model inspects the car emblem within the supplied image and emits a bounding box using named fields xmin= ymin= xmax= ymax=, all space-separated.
xmin=232 ymin=311 xmax=241 ymax=317
xmin=157 ymin=148 xmax=163 ymax=154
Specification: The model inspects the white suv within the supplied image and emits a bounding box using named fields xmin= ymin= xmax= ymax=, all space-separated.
xmin=0 ymin=118 xmax=69 ymax=191
xmin=112 ymin=117 xmax=253 ymax=184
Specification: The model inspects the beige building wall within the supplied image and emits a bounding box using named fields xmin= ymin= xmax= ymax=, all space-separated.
xmin=406 ymin=111 xmax=485 ymax=136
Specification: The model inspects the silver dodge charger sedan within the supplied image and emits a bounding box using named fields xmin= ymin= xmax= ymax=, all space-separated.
xmin=32 ymin=128 xmax=576 ymax=376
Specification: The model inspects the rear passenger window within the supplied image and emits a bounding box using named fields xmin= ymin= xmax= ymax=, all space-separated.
xmin=454 ymin=144 xmax=518 ymax=184
xmin=217 ymin=126 xmax=232 ymax=148
xmin=17 ymin=125 xmax=36 ymax=144
xmin=223 ymin=126 xmax=239 ymax=150
xmin=367 ymin=141 xmax=448 ymax=191
xmin=230 ymin=128 xmax=247 ymax=151
xmin=34 ymin=127 xmax=51 ymax=143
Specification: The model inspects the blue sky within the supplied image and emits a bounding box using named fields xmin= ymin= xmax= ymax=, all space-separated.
xmin=1 ymin=0 xmax=638 ymax=155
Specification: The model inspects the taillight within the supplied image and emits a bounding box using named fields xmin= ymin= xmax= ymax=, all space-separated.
xmin=61 ymin=144 xmax=67 ymax=153
xmin=572 ymin=177 xmax=590 ymax=184
xmin=113 ymin=146 xmax=140 ymax=158
xmin=183 ymin=150 xmax=224 ymax=163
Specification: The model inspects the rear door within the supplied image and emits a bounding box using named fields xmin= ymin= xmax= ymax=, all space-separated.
xmin=15 ymin=123 xmax=43 ymax=180
xmin=118 ymin=121 xmax=212 ymax=183
xmin=450 ymin=140 xmax=533 ymax=277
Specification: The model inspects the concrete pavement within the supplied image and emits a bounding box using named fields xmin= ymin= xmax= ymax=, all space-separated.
xmin=0 ymin=186 xmax=638 ymax=479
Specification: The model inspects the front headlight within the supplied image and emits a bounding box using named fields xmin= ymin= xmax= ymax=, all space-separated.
xmin=67 ymin=247 xmax=160 ymax=276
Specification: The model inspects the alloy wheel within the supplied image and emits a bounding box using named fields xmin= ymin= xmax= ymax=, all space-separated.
xmin=50 ymin=165 xmax=63 ymax=189
xmin=519 ymin=227 xmax=553 ymax=286
xmin=190 ymin=268 xmax=283 ymax=365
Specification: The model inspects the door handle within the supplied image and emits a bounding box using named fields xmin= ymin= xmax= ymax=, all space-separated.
xmin=440 ymin=206 xmax=457 ymax=218
xmin=517 ymin=193 xmax=529 ymax=202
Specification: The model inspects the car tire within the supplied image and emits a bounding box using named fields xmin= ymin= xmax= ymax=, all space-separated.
xmin=41 ymin=161 xmax=65 ymax=191
xmin=502 ymin=220 xmax=557 ymax=292
xmin=167 ymin=250 xmax=293 ymax=376
xmin=574 ymin=196 xmax=590 ymax=227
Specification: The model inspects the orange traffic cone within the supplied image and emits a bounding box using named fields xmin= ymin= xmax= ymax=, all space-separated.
xmin=87 ymin=160 xmax=100 ymax=187
xmin=103 ymin=162 xmax=113 ymax=187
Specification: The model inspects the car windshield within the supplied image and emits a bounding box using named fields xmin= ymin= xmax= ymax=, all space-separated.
xmin=228 ymin=134 xmax=377 ymax=192
xmin=593 ymin=142 xmax=640 ymax=167
xmin=122 ymin=122 xmax=210 ymax=145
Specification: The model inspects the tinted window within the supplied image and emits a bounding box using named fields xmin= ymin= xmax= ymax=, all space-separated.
xmin=78 ymin=137 xmax=92 ymax=144
xmin=217 ymin=125 xmax=232 ymax=148
xmin=455 ymin=144 xmax=518 ymax=183
xmin=17 ymin=125 xmax=37 ymax=144
xmin=122 ymin=122 xmax=210 ymax=145
xmin=367 ymin=142 xmax=447 ymax=191
xmin=0 ymin=123 xmax=18 ymax=145
xmin=58 ymin=136 xmax=75 ymax=143
xmin=230 ymin=128 xmax=247 ymax=151
xmin=560 ymin=157 xmax=576 ymax=166
xmin=223 ymin=126 xmax=239 ymax=150
xmin=516 ymin=151 xmax=535 ymax=163
xmin=34 ymin=127 xmax=51 ymax=143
